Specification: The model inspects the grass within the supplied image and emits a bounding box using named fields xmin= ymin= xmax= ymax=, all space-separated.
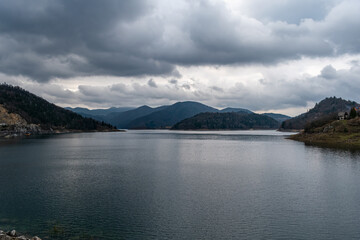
xmin=289 ymin=117 xmax=360 ymax=149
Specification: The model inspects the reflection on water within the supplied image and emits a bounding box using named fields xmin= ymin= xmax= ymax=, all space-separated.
xmin=1 ymin=130 xmax=360 ymax=239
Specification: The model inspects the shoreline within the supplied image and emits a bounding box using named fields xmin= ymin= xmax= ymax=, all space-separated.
xmin=288 ymin=132 xmax=360 ymax=150
xmin=0 ymin=229 xmax=41 ymax=240
xmin=287 ymin=118 xmax=360 ymax=150
xmin=0 ymin=128 xmax=124 ymax=139
xmin=170 ymin=128 xmax=280 ymax=131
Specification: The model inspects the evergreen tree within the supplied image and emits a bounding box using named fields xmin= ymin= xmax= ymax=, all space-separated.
xmin=350 ymin=107 xmax=357 ymax=119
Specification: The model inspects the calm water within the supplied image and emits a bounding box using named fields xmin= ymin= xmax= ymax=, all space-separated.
xmin=1 ymin=130 xmax=360 ymax=239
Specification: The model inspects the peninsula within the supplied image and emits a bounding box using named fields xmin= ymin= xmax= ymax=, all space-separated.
xmin=289 ymin=116 xmax=360 ymax=149
xmin=286 ymin=98 xmax=360 ymax=149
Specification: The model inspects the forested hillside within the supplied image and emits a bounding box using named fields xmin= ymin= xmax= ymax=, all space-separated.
xmin=281 ymin=97 xmax=358 ymax=130
xmin=0 ymin=84 xmax=116 ymax=131
xmin=172 ymin=112 xmax=279 ymax=130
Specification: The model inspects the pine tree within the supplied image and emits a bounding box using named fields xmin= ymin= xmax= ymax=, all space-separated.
xmin=350 ymin=107 xmax=357 ymax=119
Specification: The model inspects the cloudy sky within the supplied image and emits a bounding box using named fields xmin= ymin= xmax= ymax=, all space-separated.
xmin=1 ymin=0 xmax=360 ymax=116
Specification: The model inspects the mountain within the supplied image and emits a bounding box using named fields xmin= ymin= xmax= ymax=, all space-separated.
xmin=66 ymin=100 xmax=253 ymax=129
xmin=68 ymin=101 xmax=265 ymax=130
xmin=66 ymin=107 xmax=134 ymax=122
xmin=281 ymin=97 xmax=358 ymax=130
xmin=262 ymin=113 xmax=291 ymax=123
xmin=66 ymin=107 xmax=133 ymax=117
xmin=0 ymin=84 xmax=116 ymax=137
xmin=106 ymin=105 xmax=168 ymax=129
xmin=127 ymin=101 xmax=218 ymax=129
xmin=171 ymin=112 xmax=280 ymax=130
xmin=220 ymin=107 xmax=253 ymax=114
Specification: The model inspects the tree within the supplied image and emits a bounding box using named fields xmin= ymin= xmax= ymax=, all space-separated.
xmin=350 ymin=107 xmax=357 ymax=119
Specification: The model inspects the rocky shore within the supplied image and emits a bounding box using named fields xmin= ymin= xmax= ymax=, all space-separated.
xmin=0 ymin=125 xmax=47 ymax=139
xmin=0 ymin=230 xmax=41 ymax=240
xmin=0 ymin=124 xmax=124 ymax=139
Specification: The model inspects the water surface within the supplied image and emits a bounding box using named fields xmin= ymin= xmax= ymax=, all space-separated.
xmin=1 ymin=130 xmax=360 ymax=239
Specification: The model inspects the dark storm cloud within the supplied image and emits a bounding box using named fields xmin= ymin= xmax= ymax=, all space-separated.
xmin=0 ymin=0 xmax=360 ymax=81
xmin=0 ymin=0 xmax=177 ymax=81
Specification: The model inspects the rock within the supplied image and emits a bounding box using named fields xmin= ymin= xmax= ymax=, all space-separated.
xmin=8 ymin=230 xmax=16 ymax=237
xmin=0 ymin=230 xmax=41 ymax=240
xmin=0 ymin=234 xmax=12 ymax=240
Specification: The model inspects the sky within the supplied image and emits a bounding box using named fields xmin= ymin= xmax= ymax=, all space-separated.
xmin=1 ymin=0 xmax=360 ymax=116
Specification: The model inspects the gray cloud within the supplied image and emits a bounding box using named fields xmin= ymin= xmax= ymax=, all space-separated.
xmin=0 ymin=0 xmax=359 ymax=82
xmin=182 ymin=84 xmax=191 ymax=90
xmin=320 ymin=65 xmax=337 ymax=79
xmin=147 ymin=79 xmax=157 ymax=88
xmin=210 ymin=86 xmax=223 ymax=92
xmin=243 ymin=0 xmax=341 ymax=24
xmin=239 ymin=63 xmax=360 ymax=111
xmin=169 ymin=79 xmax=178 ymax=84
xmin=2 ymin=61 xmax=359 ymax=116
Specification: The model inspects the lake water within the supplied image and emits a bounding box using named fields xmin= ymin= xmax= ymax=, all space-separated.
xmin=1 ymin=130 xmax=360 ymax=239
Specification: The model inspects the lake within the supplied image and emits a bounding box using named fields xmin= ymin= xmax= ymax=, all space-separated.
xmin=1 ymin=130 xmax=360 ymax=239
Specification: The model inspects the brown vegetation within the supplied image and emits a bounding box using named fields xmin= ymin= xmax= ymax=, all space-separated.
xmin=289 ymin=117 xmax=360 ymax=149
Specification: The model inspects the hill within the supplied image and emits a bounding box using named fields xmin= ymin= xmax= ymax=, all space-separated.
xmin=289 ymin=116 xmax=360 ymax=149
xmin=0 ymin=84 xmax=116 ymax=137
xmin=171 ymin=112 xmax=279 ymax=130
xmin=220 ymin=107 xmax=253 ymax=114
xmin=262 ymin=113 xmax=291 ymax=123
xmin=281 ymin=97 xmax=358 ymax=130
xmin=127 ymin=101 xmax=218 ymax=129
xmin=105 ymin=105 xmax=168 ymax=129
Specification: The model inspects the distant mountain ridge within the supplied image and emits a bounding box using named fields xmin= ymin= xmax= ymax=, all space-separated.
xmin=172 ymin=112 xmax=280 ymax=130
xmin=281 ymin=97 xmax=358 ymax=130
xmin=262 ymin=113 xmax=291 ymax=123
xmin=67 ymin=103 xmax=289 ymax=129
xmin=67 ymin=102 xmax=247 ymax=129
xmin=106 ymin=105 xmax=169 ymax=129
xmin=65 ymin=107 xmax=134 ymax=122
xmin=127 ymin=101 xmax=218 ymax=129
